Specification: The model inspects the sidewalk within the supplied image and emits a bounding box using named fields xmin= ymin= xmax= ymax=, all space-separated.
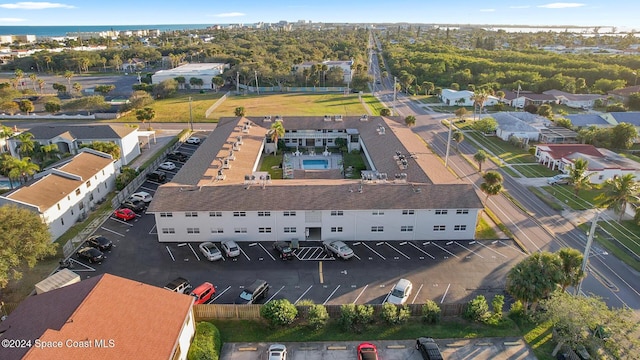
xmin=129 ymin=129 xmax=181 ymax=170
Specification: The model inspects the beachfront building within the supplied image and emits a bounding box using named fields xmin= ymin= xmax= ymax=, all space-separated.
xmin=147 ymin=116 xmax=483 ymax=243
xmin=292 ymin=60 xmax=355 ymax=84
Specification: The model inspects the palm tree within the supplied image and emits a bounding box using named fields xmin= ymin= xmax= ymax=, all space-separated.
xmin=471 ymin=90 xmax=489 ymax=120
xmin=29 ymin=73 xmax=37 ymax=91
xmin=404 ymin=115 xmax=416 ymax=127
xmin=269 ymin=121 xmax=285 ymax=155
xmin=44 ymin=55 xmax=52 ymax=71
xmin=473 ymin=150 xmax=488 ymax=172
xmin=569 ymin=158 xmax=593 ymax=196
xmin=64 ymin=70 xmax=74 ymax=86
xmin=597 ymin=174 xmax=640 ymax=222
xmin=15 ymin=132 xmax=35 ymax=157
xmin=14 ymin=69 xmax=24 ymax=89
xmin=557 ymin=248 xmax=585 ymax=292
xmin=480 ymin=170 xmax=503 ymax=202
xmin=9 ymin=157 xmax=40 ymax=184
xmin=37 ymin=79 xmax=45 ymax=94
xmin=452 ymin=130 xmax=464 ymax=149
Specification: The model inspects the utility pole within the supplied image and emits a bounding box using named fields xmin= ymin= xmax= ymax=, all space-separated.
xmin=576 ymin=211 xmax=600 ymax=296
xmin=445 ymin=119 xmax=453 ymax=168
xmin=236 ymin=72 xmax=239 ymax=94
xmin=393 ymin=76 xmax=397 ymax=115
xmin=255 ymin=70 xmax=259 ymax=95
xmin=188 ymin=96 xmax=194 ymax=132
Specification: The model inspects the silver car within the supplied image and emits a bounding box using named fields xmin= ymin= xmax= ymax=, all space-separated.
xmin=221 ymin=240 xmax=240 ymax=258
xmin=199 ymin=242 xmax=223 ymax=261
xmin=323 ymin=240 xmax=354 ymax=259
xmin=268 ymin=344 xmax=287 ymax=360
xmin=386 ymin=278 xmax=413 ymax=305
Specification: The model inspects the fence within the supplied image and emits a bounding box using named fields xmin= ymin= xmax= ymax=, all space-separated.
xmin=205 ymin=91 xmax=231 ymax=118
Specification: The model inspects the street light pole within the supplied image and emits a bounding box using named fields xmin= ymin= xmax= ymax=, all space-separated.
xmin=255 ymin=70 xmax=260 ymax=95
xmin=445 ymin=119 xmax=453 ymax=168
xmin=576 ymin=210 xmax=600 ymax=296
xmin=188 ymin=96 xmax=194 ymax=132
xmin=393 ymin=76 xmax=397 ymax=115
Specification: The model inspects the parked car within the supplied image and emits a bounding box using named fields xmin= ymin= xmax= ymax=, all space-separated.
xmin=158 ymin=161 xmax=176 ymax=171
xmin=199 ymin=242 xmax=223 ymax=261
xmin=86 ymin=235 xmax=113 ymax=251
xmin=272 ymin=241 xmax=294 ymax=260
xmin=163 ymin=277 xmax=192 ymax=294
xmin=268 ymin=344 xmax=287 ymax=360
xmin=323 ymin=240 xmax=354 ymax=259
xmin=76 ymin=247 xmax=104 ymax=263
xmin=167 ymin=151 xmax=187 ymax=162
xmin=146 ymin=170 xmax=166 ymax=183
xmin=547 ymin=174 xmax=571 ymax=185
xmin=386 ymin=278 xmax=413 ymax=305
xmin=186 ymin=137 xmax=201 ymax=145
xmin=113 ymin=208 xmax=136 ymax=221
xmin=221 ymin=240 xmax=240 ymax=258
xmin=189 ymin=282 xmax=216 ymax=304
xmin=129 ymin=191 xmax=153 ymax=203
xmin=235 ymin=279 xmax=270 ymax=304
xmin=416 ymin=337 xmax=443 ymax=360
xmin=121 ymin=199 xmax=146 ymax=213
xmin=357 ymin=342 xmax=378 ymax=360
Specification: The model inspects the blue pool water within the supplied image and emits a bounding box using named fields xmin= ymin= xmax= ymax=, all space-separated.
xmin=303 ymin=159 xmax=329 ymax=169
xmin=0 ymin=180 xmax=14 ymax=189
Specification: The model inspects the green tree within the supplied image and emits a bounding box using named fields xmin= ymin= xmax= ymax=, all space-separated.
xmin=452 ymin=130 xmax=464 ymax=149
xmin=44 ymin=98 xmax=61 ymax=113
xmin=422 ymin=81 xmax=434 ymax=95
xmin=0 ymin=101 xmax=20 ymax=115
xmin=404 ymin=115 xmax=416 ymax=127
xmin=187 ymin=322 xmax=221 ymax=360
xmin=569 ymin=158 xmax=593 ymax=196
xmin=174 ymin=76 xmax=186 ymax=89
xmin=464 ymin=295 xmax=490 ymax=323
xmin=480 ymin=170 xmax=503 ymax=202
xmin=8 ymin=157 xmax=40 ymax=183
xmin=80 ymin=141 xmax=121 ymax=160
xmin=506 ymin=251 xmax=563 ymax=313
xmin=472 ymin=117 xmax=497 ymax=134
xmin=52 ymin=83 xmax=67 ymax=94
xmin=537 ymin=103 xmax=553 ymax=118
xmin=14 ymin=69 xmax=24 ymax=89
xmin=64 ymin=70 xmax=74 ymax=86
xmin=15 ymin=131 xmax=35 ymax=156
xmin=234 ymin=106 xmax=245 ymax=117
xmin=260 ymin=299 xmax=298 ymax=327
xmin=627 ymin=92 xmax=640 ymax=111
xmin=557 ymin=247 xmax=585 ymax=292
xmin=189 ymin=77 xmax=204 ymax=89
xmin=212 ymin=76 xmax=224 ymax=91
xmin=307 ymin=304 xmax=329 ymax=330
xmin=37 ymin=78 xmax=45 ymax=94
xmin=94 ymin=85 xmax=116 ymax=95
xmin=471 ymin=90 xmax=489 ymax=120
xmin=18 ymin=100 xmax=34 ymax=115
xmin=0 ymin=204 xmax=57 ymax=288
xmin=269 ymin=121 xmax=285 ymax=155
xmin=380 ymin=108 xmax=391 ymax=116
xmin=554 ymin=117 xmax=573 ymax=129
xmin=454 ymin=107 xmax=469 ymax=120
xmin=610 ymin=122 xmax=638 ymax=150
xmin=597 ymin=174 xmax=640 ymax=222
xmin=473 ymin=150 xmax=488 ymax=172
xmin=152 ymin=79 xmax=178 ymax=99
xmin=135 ymin=107 xmax=156 ymax=129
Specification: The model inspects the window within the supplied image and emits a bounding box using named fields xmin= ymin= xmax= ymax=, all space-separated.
xmin=185 ymin=212 xmax=198 ymax=217
xmin=75 ymin=189 xmax=81 ymax=196
xmin=61 ymin=218 xmax=64 ymax=226
xmin=371 ymin=226 xmax=384 ymax=232
xmin=57 ymin=204 xmax=61 ymax=210
xmin=79 ymin=202 xmax=84 ymax=210
xmin=454 ymin=225 xmax=467 ymax=231
xmin=71 ymin=209 xmax=74 ymax=215
xmin=209 ymin=211 xmax=222 ymax=217
xmin=402 ymin=209 xmax=415 ymax=215
xmin=211 ymin=228 xmax=224 ymax=234
xmin=331 ymin=227 xmax=343 ymax=232
xmin=85 ymin=180 xmax=91 ymax=188
xmin=283 ymin=211 xmax=296 ymax=216
xmin=401 ymin=225 xmax=413 ymax=232
xmin=162 ymin=228 xmax=175 ymax=234
xmin=258 ymin=211 xmax=271 ymax=217
xmin=372 ymin=210 xmax=384 ymax=216
xmin=89 ymin=193 xmax=94 ymax=201
xmin=456 ymin=209 xmax=469 ymax=215
xmin=234 ymin=228 xmax=247 ymax=233
xmin=330 ymin=210 xmax=344 ymax=216
xmin=258 ymin=227 xmax=272 ymax=233
xmin=233 ymin=211 xmax=246 ymax=217
xmin=433 ymin=225 xmax=446 ymax=231
xmin=160 ymin=212 xmax=173 ymax=218
xmin=284 ymin=227 xmax=296 ymax=233
xmin=435 ymin=209 xmax=448 ymax=215
xmin=187 ymin=228 xmax=200 ymax=234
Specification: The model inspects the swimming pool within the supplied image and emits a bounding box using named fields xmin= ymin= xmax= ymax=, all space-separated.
xmin=303 ymin=159 xmax=329 ymax=170
xmin=0 ymin=180 xmax=14 ymax=189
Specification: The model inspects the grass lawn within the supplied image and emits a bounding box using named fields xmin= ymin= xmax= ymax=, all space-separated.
xmin=594 ymin=221 xmax=640 ymax=272
xmin=259 ymin=154 xmax=283 ymax=179
xmin=342 ymin=151 xmax=367 ymax=179
xmin=115 ymin=92 xmax=223 ymax=123
xmin=361 ymin=94 xmax=386 ymax=115
xmin=475 ymin=216 xmax=498 ymax=239
xmin=541 ymin=185 xmax=604 ymax=211
xmin=528 ymin=186 xmax=564 ymax=211
xmin=519 ymin=320 xmax=556 ymax=360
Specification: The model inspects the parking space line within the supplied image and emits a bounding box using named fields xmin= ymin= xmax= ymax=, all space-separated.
xmin=209 ymin=286 xmax=231 ymax=303
xmin=188 ymin=244 xmax=201 ymax=261
xmin=352 ymin=284 xmax=369 ymax=304
xmin=148 ymin=224 xmax=157 ymax=235
xmin=440 ymin=283 xmax=451 ymax=303
xmin=109 ymin=217 xmax=134 ymax=227
xmin=295 ymin=285 xmax=314 ymax=304
xmin=323 ymin=285 xmax=341 ymax=305
xmin=66 ymin=258 xmax=96 ymax=272
xmin=454 ymin=241 xmax=484 ymax=258
xmin=166 ymin=246 xmax=175 ymax=261
xmin=412 ymin=284 xmax=423 ymax=304
xmin=139 ymin=186 xmax=156 ymax=193
xmin=239 ymin=246 xmax=251 ymax=261
xmin=258 ymin=243 xmax=276 ymax=261
xmin=265 ymin=285 xmax=285 ymax=304
xmin=474 ymin=241 xmax=508 ymax=258
xmin=100 ymin=227 xmax=126 ymax=237
xmin=319 ymin=262 xmax=323 ymax=284
xmin=385 ymin=242 xmax=410 ymax=259
xmin=381 ymin=287 xmax=392 ymax=304
xmin=430 ymin=242 xmax=459 ymax=258
xmin=360 ymin=242 xmax=386 ymax=260
xmin=498 ymin=240 xmax=528 ymax=256
xmin=406 ymin=242 xmax=436 ymax=259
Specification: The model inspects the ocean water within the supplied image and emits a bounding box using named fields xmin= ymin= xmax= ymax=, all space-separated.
xmin=0 ymin=24 xmax=213 ymax=37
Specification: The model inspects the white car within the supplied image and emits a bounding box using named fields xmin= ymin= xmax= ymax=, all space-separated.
xmin=323 ymin=240 xmax=354 ymax=259
xmin=547 ymin=174 xmax=571 ymax=185
xmin=199 ymin=242 xmax=223 ymax=261
xmin=186 ymin=137 xmax=201 ymax=145
xmin=129 ymin=191 xmax=153 ymax=203
xmin=221 ymin=240 xmax=240 ymax=258
xmin=386 ymin=278 xmax=413 ymax=305
xmin=158 ymin=161 xmax=176 ymax=171
xmin=268 ymin=344 xmax=287 ymax=360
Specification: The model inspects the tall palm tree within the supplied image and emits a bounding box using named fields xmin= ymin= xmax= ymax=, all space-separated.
xmin=269 ymin=121 xmax=285 ymax=155
xmin=9 ymin=157 xmax=39 ymax=184
xmin=569 ymin=158 xmax=593 ymax=196
xmin=29 ymin=73 xmax=37 ymax=91
xmin=64 ymin=70 xmax=74 ymax=86
xmin=557 ymin=247 xmax=585 ymax=292
xmin=480 ymin=170 xmax=503 ymax=202
xmin=44 ymin=55 xmax=52 ymax=71
xmin=471 ymin=90 xmax=489 ymax=120
xmin=404 ymin=115 xmax=416 ymax=127
xmin=37 ymin=79 xmax=46 ymax=94
xmin=597 ymin=174 xmax=640 ymax=222
xmin=14 ymin=69 xmax=24 ymax=89
xmin=474 ymin=150 xmax=488 ymax=172
xmin=452 ymin=130 xmax=464 ymax=149
xmin=15 ymin=132 xmax=35 ymax=157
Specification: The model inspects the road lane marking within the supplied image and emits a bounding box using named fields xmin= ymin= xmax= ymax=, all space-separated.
xmin=454 ymin=241 xmax=484 ymax=258
xmin=407 ymin=242 xmax=435 ymax=259
xmin=166 ymin=246 xmax=175 ymax=261
xmin=209 ymin=286 xmax=231 ymax=303
xmin=265 ymin=285 xmax=285 ymax=304
xmin=498 ymin=240 xmax=528 ymax=256
xmin=361 ymin=242 xmax=385 ymax=259
xmin=188 ymin=244 xmax=201 ymax=261
xmin=239 ymin=245 xmax=250 ymax=261
xmin=295 ymin=285 xmax=314 ymax=304
xmin=385 ymin=242 xmax=410 ymax=259
xmin=412 ymin=283 xmax=423 ymax=304
xmin=323 ymin=285 xmax=341 ymax=305
xmin=430 ymin=242 xmax=459 ymax=258
xmin=259 ymin=243 xmax=276 ymax=261
xmin=352 ymin=285 xmax=369 ymax=304
xmin=440 ymin=283 xmax=451 ymax=303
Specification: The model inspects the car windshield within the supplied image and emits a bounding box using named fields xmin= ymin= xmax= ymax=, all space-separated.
xmin=391 ymin=288 xmax=405 ymax=298
xmin=239 ymin=290 xmax=253 ymax=301
xmin=339 ymin=245 xmax=351 ymax=252
xmin=281 ymin=247 xmax=292 ymax=253
xmin=229 ymin=245 xmax=238 ymax=251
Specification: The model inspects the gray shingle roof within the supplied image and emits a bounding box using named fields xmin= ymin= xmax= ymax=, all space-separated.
xmin=24 ymin=124 xmax=136 ymax=140
xmin=566 ymin=114 xmax=610 ymax=127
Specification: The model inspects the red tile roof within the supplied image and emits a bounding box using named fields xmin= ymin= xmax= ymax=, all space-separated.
xmin=537 ymin=144 xmax=603 ymax=159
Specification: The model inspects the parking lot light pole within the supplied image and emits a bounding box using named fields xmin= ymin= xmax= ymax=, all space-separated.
xmin=576 ymin=210 xmax=600 ymax=296
xmin=445 ymin=119 xmax=453 ymax=168
xmin=188 ymin=96 xmax=194 ymax=132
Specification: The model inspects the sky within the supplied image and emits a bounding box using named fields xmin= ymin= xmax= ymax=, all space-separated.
xmin=0 ymin=0 xmax=638 ymax=30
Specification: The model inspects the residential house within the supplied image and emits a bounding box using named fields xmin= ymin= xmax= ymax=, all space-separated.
xmin=293 ymin=60 xmax=354 ymax=84
xmin=492 ymin=112 xmax=549 ymax=142
xmin=565 ymin=113 xmax=613 ymax=128
xmin=609 ymin=112 xmax=640 ymax=142
xmin=0 ymin=149 xmax=117 ymax=240
xmin=608 ymin=85 xmax=640 ymax=104
xmin=440 ymin=89 xmax=474 ymax=106
xmin=0 ymin=273 xmax=195 ymax=360
xmin=501 ymin=90 xmax=558 ymax=109
xmin=7 ymin=124 xmax=140 ymax=166
xmin=543 ymin=89 xmax=607 ymax=109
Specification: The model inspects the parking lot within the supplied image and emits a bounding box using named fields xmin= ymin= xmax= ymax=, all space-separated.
xmin=65 ymin=133 xmax=526 ymax=306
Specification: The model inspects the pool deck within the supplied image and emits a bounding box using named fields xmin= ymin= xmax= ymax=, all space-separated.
xmin=285 ymin=153 xmax=343 ymax=170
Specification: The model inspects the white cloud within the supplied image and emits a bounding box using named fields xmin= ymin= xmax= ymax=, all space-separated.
xmin=509 ymin=5 xmax=531 ymax=8
xmin=0 ymin=2 xmax=75 ymax=9
xmin=537 ymin=2 xmax=585 ymax=8
xmin=480 ymin=8 xmax=495 ymax=12
xmin=212 ymin=12 xmax=245 ymax=18
xmin=0 ymin=17 xmax=25 ymax=22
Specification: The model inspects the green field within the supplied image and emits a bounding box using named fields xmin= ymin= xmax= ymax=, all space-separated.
xmin=116 ymin=92 xmax=223 ymax=123
xmin=541 ymin=185 xmax=604 ymax=211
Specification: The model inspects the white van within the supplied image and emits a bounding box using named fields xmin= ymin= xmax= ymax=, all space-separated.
xmin=547 ymin=174 xmax=571 ymax=185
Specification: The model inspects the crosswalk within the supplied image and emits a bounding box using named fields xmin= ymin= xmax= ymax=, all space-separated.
xmin=293 ymin=246 xmax=335 ymax=261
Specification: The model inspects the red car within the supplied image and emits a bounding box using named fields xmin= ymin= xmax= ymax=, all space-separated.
xmin=113 ymin=208 xmax=136 ymax=221
xmin=189 ymin=282 xmax=216 ymax=304
xmin=357 ymin=342 xmax=378 ymax=360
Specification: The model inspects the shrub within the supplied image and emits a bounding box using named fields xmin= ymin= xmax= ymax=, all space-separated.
xmin=187 ymin=321 xmax=221 ymax=360
xmin=464 ymin=295 xmax=490 ymax=323
xmin=380 ymin=303 xmax=410 ymax=325
xmin=115 ymin=167 xmax=138 ymax=190
xmin=380 ymin=108 xmax=391 ymax=116
xmin=307 ymin=304 xmax=329 ymax=330
xmin=492 ymin=294 xmax=505 ymax=319
xmin=340 ymin=304 xmax=374 ymax=332
xmin=296 ymin=299 xmax=315 ymax=306
xmin=422 ymin=300 xmax=441 ymax=324
xmin=508 ymin=300 xmax=526 ymax=321
xmin=260 ymin=299 xmax=298 ymax=327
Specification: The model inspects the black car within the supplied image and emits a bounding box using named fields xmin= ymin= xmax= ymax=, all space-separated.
xmin=235 ymin=279 xmax=270 ymax=304
xmin=121 ymin=199 xmax=146 ymax=213
xmin=272 ymin=241 xmax=293 ymax=260
xmin=415 ymin=337 xmax=443 ymax=360
xmin=167 ymin=151 xmax=187 ymax=162
xmin=86 ymin=235 xmax=113 ymax=251
xmin=146 ymin=170 xmax=166 ymax=182
xmin=76 ymin=247 xmax=105 ymax=263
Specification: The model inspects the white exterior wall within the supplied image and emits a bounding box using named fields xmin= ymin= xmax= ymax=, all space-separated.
xmin=153 ymin=208 xmax=479 ymax=242
xmin=174 ymin=308 xmax=196 ymax=360
xmin=119 ymin=130 xmax=141 ymax=165
xmin=496 ymin=129 xmax=540 ymax=142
